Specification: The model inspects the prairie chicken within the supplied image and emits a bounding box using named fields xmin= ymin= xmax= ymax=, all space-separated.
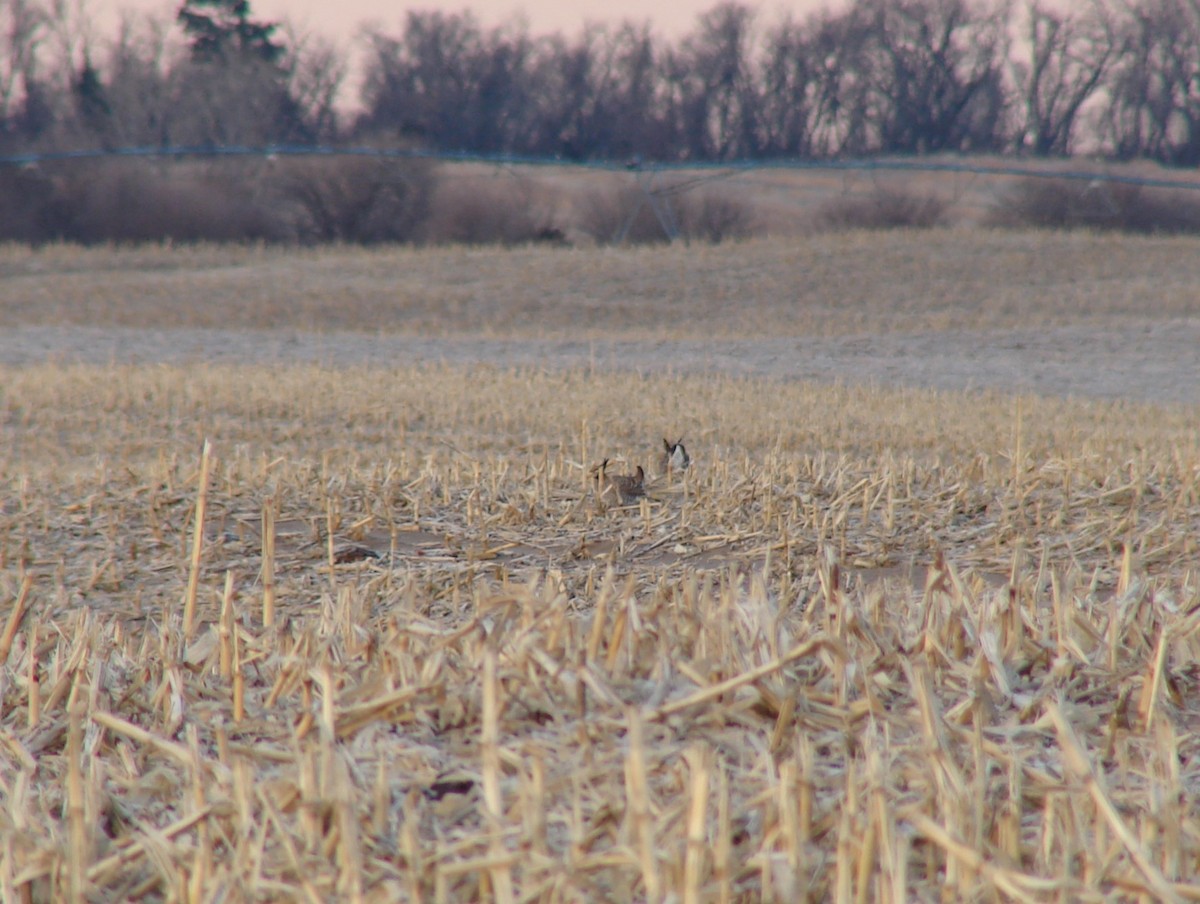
xmin=659 ymin=438 xmax=690 ymax=475
xmin=591 ymin=458 xmax=646 ymax=506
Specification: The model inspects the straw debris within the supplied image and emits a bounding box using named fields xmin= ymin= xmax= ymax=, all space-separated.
xmin=2 ymin=361 xmax=1200 ymax=901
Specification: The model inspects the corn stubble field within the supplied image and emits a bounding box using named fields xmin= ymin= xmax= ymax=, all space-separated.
xmin=3 ymin=232 xmax=1200 ymax=902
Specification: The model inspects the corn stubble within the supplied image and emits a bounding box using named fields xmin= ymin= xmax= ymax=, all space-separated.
xmin=2 ymin=362 xmax=1200 ymax=902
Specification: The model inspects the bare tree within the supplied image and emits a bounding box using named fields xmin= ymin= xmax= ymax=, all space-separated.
xmin=517 ymin=31 xmax=589 ymax=158
xmin=754 ymin=15 xmax=820 ymax=156
xmin=853 ymin=0 xmax=1012 ymax=154
xmin=97 ymin=13 xmax=176 ymax=147
xmin=1011 ymin=0 xmax=1120 ymax=155
xmin=358 ymin=12 xmax=537 ymax=154
xmin=44 ymin=0 xmax=93 ymax=93
xmin=168 ymin=55 xmax=305 ymax=145
xmin=663 ymin=2 xmax=758 ymax=159
xmin=0 ymin=0 xmax=50 ymax=141
xmin=279 ymin=25 xmax=345 ymax=143
xmin=359 ymin=12 xmax=482 ymax=146
xmin=594 ymin=22 xmax=669 ymax=159
xmin=30 ymin=0 xmax=108 ymax=148
xmin=1100 ymin=0 xmax=1200 ymax=163
xmin=521 ymin=24 xmax=667 ymax=160
xmin=758 ymin=6 xmax=882 ymax=157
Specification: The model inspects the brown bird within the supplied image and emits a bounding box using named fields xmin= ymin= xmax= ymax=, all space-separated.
xmin=591 ymin=458 xmax=646 ymax=506
xmin=659 ymin=438 xmax=690 ymax=475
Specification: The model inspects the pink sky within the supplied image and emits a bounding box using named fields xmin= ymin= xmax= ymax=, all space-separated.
xmin=103 ymin=0 xmax=830 ymax=44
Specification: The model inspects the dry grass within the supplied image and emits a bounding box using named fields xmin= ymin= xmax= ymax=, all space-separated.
xmin=2 ymin=229 xmax=1200 ymax=340
xmin=3 ymin=361 xmax=1200 ymax=901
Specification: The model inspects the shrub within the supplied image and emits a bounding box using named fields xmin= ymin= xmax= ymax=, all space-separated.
xmin=0 ymin=154 xmax=437 ymax=245
xmin=420 ymin=174 xmax=562 ymax=246
xmin=270 ymin=152 xmax=436 ymax=244
xmin=59 ymin=160 xmax=286 ymax=244
xmin=577 ymin=178 xmax=759 ymax=245
xmin=576 ymin=180 xmax=671 ymax=245
xmin=676 ymin=187 xmax=759 ymax=243
xmin=814 ymin=187 xmax=949 ymax=230
xmin=987 ymin=176 xmax=1200 ymax=234
xmin=0 ymin=165 xmax=68 ymax=243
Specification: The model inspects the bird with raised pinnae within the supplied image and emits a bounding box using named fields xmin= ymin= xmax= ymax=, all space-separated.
xmin=659 ymin=438 xmax=690 ymax=476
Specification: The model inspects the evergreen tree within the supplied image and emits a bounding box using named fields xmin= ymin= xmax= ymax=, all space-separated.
xmin=74 ymin=58 xmax=113 ymax=140
xmin=177 ymin=0 xmax=285 ymax=64
xmin=173 ymin=0 xmax=312 ymax=145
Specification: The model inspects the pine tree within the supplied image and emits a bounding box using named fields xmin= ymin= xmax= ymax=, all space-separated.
xmin=177 ymin=0 xmax=285 ymax=64
xmin=74 ymin=59 xmax=112 ymax=131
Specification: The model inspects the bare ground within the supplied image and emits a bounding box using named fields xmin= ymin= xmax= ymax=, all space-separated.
xmin=4 ymin=317 xmax=1198 ymax=406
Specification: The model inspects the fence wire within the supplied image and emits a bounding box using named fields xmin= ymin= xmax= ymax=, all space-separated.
xmin=3 ymin=144 xmax=1200 ymax=192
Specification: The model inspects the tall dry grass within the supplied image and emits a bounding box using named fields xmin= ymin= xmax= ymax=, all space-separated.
xmin=2 ymin=362 xmax=1199 ymax=900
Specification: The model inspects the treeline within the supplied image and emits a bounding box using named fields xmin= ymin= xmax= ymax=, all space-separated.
xmin=2 ymin=0 xmax=1200 ymax=165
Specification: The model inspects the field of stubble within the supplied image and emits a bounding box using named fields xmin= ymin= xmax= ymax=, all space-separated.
xmin=3 ymin=230 xmax=1200 ymax=902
